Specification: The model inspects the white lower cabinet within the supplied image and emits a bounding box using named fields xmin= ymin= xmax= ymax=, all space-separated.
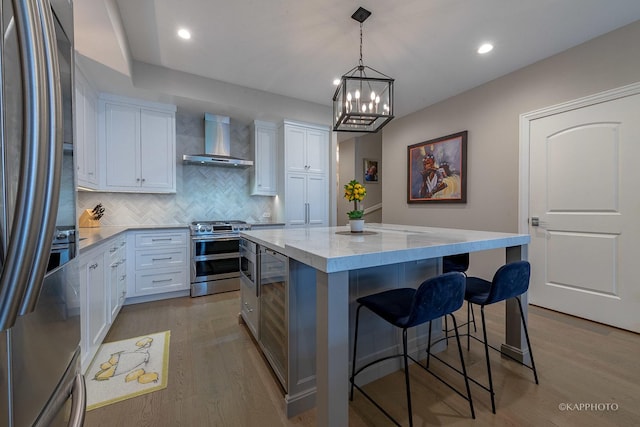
xmin=80 ymin=228 xmax=189 ymax=372
xmin=240 ymin=277 xmax=259 ymax=339
xmin=79 ymin=233 xmax=127 ymax=373
xmin=107 ymin=235 xmax=127 ymax=322
xmin=127 ymin=229 xmax=189 ymax=298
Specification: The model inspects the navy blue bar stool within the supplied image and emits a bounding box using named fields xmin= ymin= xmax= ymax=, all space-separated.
xmin=464 ymin=260 xmax=539 ymax=413
xmin=442 ymin=253 xmax=476 ymax=340
xmin=350 ymin=272 xmax=475 ymax=426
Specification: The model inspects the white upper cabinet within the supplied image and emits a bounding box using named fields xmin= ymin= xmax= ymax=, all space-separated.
xmin=250 ymin=120 xmax=278 ymax=196
xmin=75 ymin=67 xmax=98 ymax=189
xmin=98 ymin=94 xmax=176 ymax=193
xmin=283 ymin=122 xmax=328 ymax=175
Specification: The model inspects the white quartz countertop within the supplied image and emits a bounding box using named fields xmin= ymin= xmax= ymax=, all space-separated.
xmin=240 ymin=223 xmax=530 ymax=273
xmin=78 ymin=225 xmax=188 ymax=251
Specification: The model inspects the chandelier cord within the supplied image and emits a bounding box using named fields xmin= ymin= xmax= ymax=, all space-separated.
xmin=359 ymin=22 xmax=364 ymax=67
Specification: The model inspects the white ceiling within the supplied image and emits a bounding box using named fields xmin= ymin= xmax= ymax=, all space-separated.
xmin=76 ymin=0 xmax=640 ymax=120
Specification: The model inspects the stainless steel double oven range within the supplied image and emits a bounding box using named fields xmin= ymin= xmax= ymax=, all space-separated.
xmin=189 ymin=220 xmax=252 ymax=297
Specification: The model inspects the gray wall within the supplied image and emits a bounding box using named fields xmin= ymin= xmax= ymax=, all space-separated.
xmin=359 ymin=133 xmax=382 ymax=223
xmin=337 ymin=138 xmax=355 ymax=225
xmin=381 ymin=20 xmax=640 ymax=279
xmin=77 ymin=109 xmax=276 ymax=225
xmin=337 ymin=133 xmax=383 ymax=225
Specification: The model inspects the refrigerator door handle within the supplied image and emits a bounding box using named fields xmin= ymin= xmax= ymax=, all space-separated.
xmin=0 ymin=0 xmax=50 ymax=330
xmin=67 ymin=374 xmax=87 ymax=427
xmin=19 ymin=0 xmax=64 ymax=315
xmin=34 ymin=350 xmax=86 ymax=427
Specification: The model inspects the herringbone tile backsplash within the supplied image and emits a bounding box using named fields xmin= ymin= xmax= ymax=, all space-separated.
xmin=77 ymin=110 xmax=275 ymax=226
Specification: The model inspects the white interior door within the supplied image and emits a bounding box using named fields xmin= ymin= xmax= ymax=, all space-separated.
xmin=528 ymin=92 xmax=640 ymax=332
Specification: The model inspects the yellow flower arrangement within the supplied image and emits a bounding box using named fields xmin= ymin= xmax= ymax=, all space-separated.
xmin=344 ymin=179 xmax=366 ymax=219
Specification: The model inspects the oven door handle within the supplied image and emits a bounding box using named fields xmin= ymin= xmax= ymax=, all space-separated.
xmin=193 ymin=253 xmax=240 ymax=261
xmin=191 ymin=236 xmax=239 ymax=243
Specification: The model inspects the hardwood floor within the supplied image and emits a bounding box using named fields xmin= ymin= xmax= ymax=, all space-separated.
xmin=84 ymin=291 xmax=640 ymax=426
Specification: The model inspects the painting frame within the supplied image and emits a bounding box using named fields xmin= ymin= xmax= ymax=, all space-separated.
xmin=363 ymin=158 xmax=379 ymax=183
xmin=407 ymin=131 xmax=467 ymax=203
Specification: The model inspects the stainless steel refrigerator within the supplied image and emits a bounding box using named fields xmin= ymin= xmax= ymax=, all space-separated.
xmin=0 ymin=0 xmax=85 ymax=426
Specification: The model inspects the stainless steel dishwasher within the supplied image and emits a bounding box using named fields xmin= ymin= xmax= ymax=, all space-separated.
xmin=259 ymin=247 xmax=288 ymax=390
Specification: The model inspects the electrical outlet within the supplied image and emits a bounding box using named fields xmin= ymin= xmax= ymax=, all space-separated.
xmin=262 ymin=212 xmax=271 ymax=218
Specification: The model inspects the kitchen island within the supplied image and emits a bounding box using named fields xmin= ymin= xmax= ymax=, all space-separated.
xmin=241 ymin=223 xmax=530 ymax=426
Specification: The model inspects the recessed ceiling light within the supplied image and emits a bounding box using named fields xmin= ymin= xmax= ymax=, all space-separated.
xmin=178 ymin=28 xmax=191 ymax=40
xmin=478 ymin=43 xmax=493 ymax=54
xmin=333 ymin=78 xmax=341 ymax=86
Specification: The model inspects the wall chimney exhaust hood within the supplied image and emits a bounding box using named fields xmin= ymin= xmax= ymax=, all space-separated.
xmin=182 ymin=114 xmax=253 ymax=167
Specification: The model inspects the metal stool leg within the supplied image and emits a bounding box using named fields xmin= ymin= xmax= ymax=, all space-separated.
xmin=480 ymin=306 xmax=496 ymax=413
xmin=426 ymin=319 xmax=433 ymax=369
xmin=402 ymin=328 xmax=413 ymax=427
xmin=466 ymin=302 xmax=472 ymax=350
xmin=444 ymin=316 xmax=449 ymax=345
xmin=516 ymin=297 xmax=539 ymax=384
xmin=450 ymin=314 xmax=476 ymax=419
xmin=469 ymin=302 xmax=477 ymax=332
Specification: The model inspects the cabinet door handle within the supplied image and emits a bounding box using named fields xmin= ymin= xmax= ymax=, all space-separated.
xmin=152 ymin=278 xmax=173 ymax=283
xmin=141 ymin=178 xmax=146 ymax=182
xmin=305 ymin=202 xmax=310 ymax=224
xmin=152 ymin=238 xmax=172 ymax=242
xmin=110 ymin=247 xmax=117 ymax=253
xmin=152 ymin=257 xmax=172 ymax=261
xmin=89 ymin=263 xmax=98 ymax=269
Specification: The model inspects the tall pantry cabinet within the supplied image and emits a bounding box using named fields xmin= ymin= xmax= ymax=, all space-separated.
xmin=279 ymin=121 xmax=329 ymax=227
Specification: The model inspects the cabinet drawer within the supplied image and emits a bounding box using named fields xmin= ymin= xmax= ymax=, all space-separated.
xmin=135 ymin=248 xmax=186 ymax=269
xmin=106 ymin=236 xmax=127 ymax=254
xmin=241 ymin=279 xmax=259 ymax=339
xmin=134 ymin=269 xmax=188 ymax=294
xmin=108 ymin=244 xmax=126 ymax=264
xmin=135 ymin=232 xmax=186 ymax=248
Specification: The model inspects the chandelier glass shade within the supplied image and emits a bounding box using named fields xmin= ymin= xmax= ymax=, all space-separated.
xmin=332 ymin=8 xmax=394 ymax=133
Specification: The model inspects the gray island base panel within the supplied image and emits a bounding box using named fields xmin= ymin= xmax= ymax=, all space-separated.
xmin=240 ymin=223 xmax=530 ymax=426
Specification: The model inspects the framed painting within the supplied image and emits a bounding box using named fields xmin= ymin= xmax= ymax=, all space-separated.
xmin=407 ymin=130 xmax=467 ymax=203
xmin=364 ymin=158 xmax=379 ymax=183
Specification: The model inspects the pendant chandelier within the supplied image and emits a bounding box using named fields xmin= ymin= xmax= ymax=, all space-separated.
xmin=332 ymin=7 xmax=394 ymax=133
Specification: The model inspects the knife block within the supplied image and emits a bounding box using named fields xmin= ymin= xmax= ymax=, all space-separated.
xmin=79 ymin=209 xmax=100 ymax=228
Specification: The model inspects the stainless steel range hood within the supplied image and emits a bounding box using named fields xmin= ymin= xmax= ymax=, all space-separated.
xmin=182 ymin=114 xmax=253 ymax=167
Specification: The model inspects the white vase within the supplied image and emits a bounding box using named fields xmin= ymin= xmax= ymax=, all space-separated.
xmin=349 ymin=219 xmax=365 ymax=233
